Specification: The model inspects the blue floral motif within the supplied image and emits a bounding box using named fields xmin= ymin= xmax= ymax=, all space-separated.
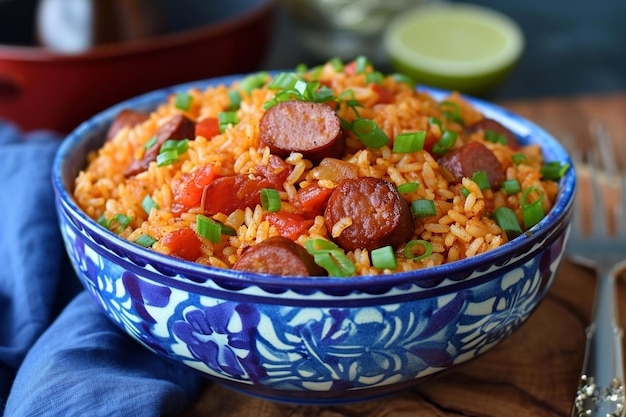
xmin=172 ymin=303 xmax=264 ymax=382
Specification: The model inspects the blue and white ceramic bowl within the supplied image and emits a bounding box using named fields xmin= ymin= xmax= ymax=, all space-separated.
xmin=52 ymin=74 xmax=576 ymax=404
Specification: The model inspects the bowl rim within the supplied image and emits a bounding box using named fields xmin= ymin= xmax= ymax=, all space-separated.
xmin=0 ymin=0 xmax=276 ymax=61
xmin=52 ymin=72 xmax=576 ymax=293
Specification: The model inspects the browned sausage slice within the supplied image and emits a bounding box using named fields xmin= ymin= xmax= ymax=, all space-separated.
xmin=324 ymin=177 xmax=414 ymax=252
xmin=466 ymin=118 xmax=519 ymax=148
xmin=437 ymin=141 xmax=505 ymax=189
xmin=125 ymin=114 xmax=196 ymax=177
xmin=259 ymin=100 xmax=344 ymax=163
xmin=106 ymin=109 xmax=149 ymax=142
xmin=233 ymin=236 xmax=326 ymax=276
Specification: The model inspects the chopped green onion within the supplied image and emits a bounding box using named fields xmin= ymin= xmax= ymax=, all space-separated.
xmin=142 ymin=195 xmax=159 ymax=215
xmin=260 ymin=188 xmax=281 ymax=212
xmin=238 ymin=72 xmax=269 ymax=94
xmin=135 ymin=234 xmax=157 ymax=248
xmin=354 ymin=56 xmax=370 ymax=74
xmin=404 ymin=240 xmax=433 ymax=261
xmin=144 ymin=135 xmax=157 ymax=150
xmin=174 ymin=92 xmax=192 ymax=111
xmin=471 ymin=171 xmax=490 ymax=190
xmin=329 ymin=57 xmax=344 ymax=72
xmin=365 ymin=71 xmax=384 ymax=85
xmin=305 ymin=239 xmax=356 ymax=277
xmin=392 ymin=73 xmax=415 ymax=88
xmin=411 ymin=199 xmax=437 ymax=218
xmin=371 ymin=245 xmax=397 ymax=269
xmin=392 ymin=131 xmax=426 ymax=153
xmin=432 ymin=131 xmax=457 ymax=155
xmin=428 ymin=116 xmax=443 ymax=130
xmin=540 ymin=161 xmax=570 ymax=180
xmin=512 ymin=153 xmax=529 ymax=165
xmin=97 ymin=214 xmax=111 ymax=229
xmin=439 ymin=100 xmax=464 ymax=125
xmin=228 ymin=90 xmax=242 ymax=111
xmin=494 ymin=206 xmax=522 ymax=239
xmin=484 ymin=129 xmax=508 ymax=145
xmin=160 ymin=139 xmax=189 ymax=154
xmin=502 ymin=179 xmax=521 ymax=195
xmin=156 ymin=149 xmax=179 ymax=167
xmin=218 ymin=111 xmax=239 ymax=132
xmin=521 ymin=186 xmax=545 ymax=228
xmin=218 ymin=222 xmax=237 ymax=236
xmin=397 ymin=182 xmax=419 ymax=194
xmin=267 ymin=72 xmax=301 ymax=90
xmin=295 ymin=63 xmax=308 ymax=74
xmin=112 ymin=213 xmax=132 ymax=232
xmin=351 ymin=118 xmax=389 ymax=149
xmin=196 ymin=214 xmax=221 ymax=243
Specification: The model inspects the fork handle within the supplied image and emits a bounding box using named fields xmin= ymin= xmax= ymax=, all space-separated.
xmin=571 ymin=264 xmax=626 ymax=417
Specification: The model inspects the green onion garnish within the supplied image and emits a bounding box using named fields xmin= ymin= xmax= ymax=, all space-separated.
xmin=295 ymin=63 xmax=308 ymax=74
xmin=174 ymin=92 xmax=192 ymax=111
xmin=160 ymin=139 xmax=189 ymax=154
xmin=494 ymin=206 xmax=522 ymax=239
xmin=196 ymin=214 xmax=221 ymax=243
xmin=141 ymin=195 xmax=159 ymax=215
xmin=134 ymin=234 xmax=157 ymax=248
xmin=540 ymin=161 xmax=570 ymax=180
xmin=484 ymin=129 xmax=508 ymax=145
xmin=228 ymin=90 xmax=242 ymax=111
xmin=392 ymin=131 xmax=426 ymax=153
xmin=305 ymin=239 xmax=356 ymax=277
xmin=512 ymin=153 xmax=529 ymax=165
xmin=351 ymin=118 xmax=389 ymax=149
xmin=112 ymin=213 xmax=132 ymax=232
xmin=156 ymin=149 xmax=179 ymax=167
xmin=218 ymin=223 xmax=237 ymax=236
xmin=144 ymin=135 xmax=157 ymax=150
xmin=392 ymin=73 xmax=415 ymax=88
xmin=238 ymin=72 xmax=269 ymax=94
xmin=432 ymin=131 xmax=457 ymax=155
xmin=428 ymin=117 xmax=443 ymax=130
xmin=354 ymin=56 xmax=370 ymax=74
xmin=404 ymin=239 xmax=433 ymax=261
xmin=329 ymin=56 xmax=344 ymax=72
xmin=365 ymin=71 xmax=384 ymax=85
xmin=521 ymin=186 xmax=545 ymax=229
xmin=411 ymin=199 xmax=437 ymax=218
xmin=501 ymin=179 xmax=521 ymax=195
xmin=371 ymin=245 xmax=397 ymax=269
xmin=267 ymin=72 xmax=301 ymax=90
xmin=397 ymin=182 xmax=419 ymax=194
xmin=439 ymin=100 xmax=464 ymax=125
xmin=260 ymin=188 xmax=281 ymax=212
xmin=218 ymin=111 xmax=239 ymax=133
xmin=97 ymin=214 xmax=111 ymax=229
xmin=471 ymin=171 xmax=490 ymax=190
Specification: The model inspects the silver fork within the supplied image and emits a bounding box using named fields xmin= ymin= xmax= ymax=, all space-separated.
xmin=570 ymin=122 xmax=626 ymax=417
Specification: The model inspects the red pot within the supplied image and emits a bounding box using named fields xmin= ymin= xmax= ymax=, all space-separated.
xmin=0 ymin=0 xmax=277 ymax=133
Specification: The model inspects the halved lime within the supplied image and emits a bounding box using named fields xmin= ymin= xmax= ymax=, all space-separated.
xmin=383 ymin=3 xmax=524 ymax=95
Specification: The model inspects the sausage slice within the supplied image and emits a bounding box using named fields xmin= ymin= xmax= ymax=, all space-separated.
xmin=125 ymin=114 xmax=196 ymax=177
xmin=437 ymin=141 xmax=505 ymax=189
xmin=106 ymin=109 xmax=149 ymax=142
xmin=466 ymin=118 xmax=519 ymax=148
xmin=324 ymin=177 xmax=414 ymax=252
xmin=233 ymin=236 xmax=326 ymax=276
xmin=259 ymin=100 xmax=344 ymax=163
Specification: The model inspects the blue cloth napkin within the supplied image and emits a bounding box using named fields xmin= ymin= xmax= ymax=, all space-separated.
xmin=0 ymin=121 xmax=203 ymax=416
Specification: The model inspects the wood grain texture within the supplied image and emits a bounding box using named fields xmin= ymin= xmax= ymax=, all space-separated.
xmin=180 ymin=93 xmax=626 ymax=417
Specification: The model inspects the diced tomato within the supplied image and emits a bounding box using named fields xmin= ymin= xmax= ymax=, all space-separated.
xmin=372 ymin=84 xmax=393 ymax=105
xmin=296 ymin=184 xmax=333 ymax=218
xmin=160 ymin=227 xmax=203 ymax=261
xmin=203 ymin=174 xmax=273 ymax=215
xmin=344 ymin=61 xmax=357 ymax=77
xmin=195 ymin=117 xmax=220 ymax=139
xmin=265 ymin=212 xmax=313 ymax=240
xmin=171 ymin=164 xmax=218 ymax=215
xmin=254 ymin=155 xmax=293 ymax=189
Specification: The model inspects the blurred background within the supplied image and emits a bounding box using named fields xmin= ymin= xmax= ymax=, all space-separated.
xmin=0 ymin=0 xmax=624 ymax=132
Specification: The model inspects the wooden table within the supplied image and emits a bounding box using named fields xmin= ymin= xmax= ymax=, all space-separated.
xmin=180 ymin=93 xmax=626 ymax=417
